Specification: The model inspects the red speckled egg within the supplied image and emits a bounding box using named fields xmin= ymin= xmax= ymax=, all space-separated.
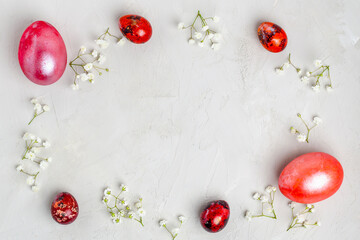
xmin=257 ymin=22 xmax=287 ymax=53
xmin=200 ymin=200 xmax=230 ymax=233
xmin=51 ymin=192 xmax=79 ymax=225
xmin=279 ymin=152 xmax=344 ymax=203
xmin=18 ymin=21 xmax=67 ymax=85
xmin=118 ymin=15 xmax=152 ymax=44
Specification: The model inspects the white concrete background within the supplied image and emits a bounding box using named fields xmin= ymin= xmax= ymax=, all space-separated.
xmin=0 ymin=0 xmax=359 ymax=239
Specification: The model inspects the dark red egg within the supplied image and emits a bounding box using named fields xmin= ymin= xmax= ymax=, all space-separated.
xmin=279 ymin=152 xmax=344 ymax=203
xmin=118 ymin=15 xmax=152 ymax=44
xmin=51 ymin=192 xmax=79 ymax=225
xmin=200 ymin=200 xmax=230 ymax=233
xmin=18 ymin=21 xmax=67 ymax=85
xmin=257 ymin=22 xmax=287 ymax=53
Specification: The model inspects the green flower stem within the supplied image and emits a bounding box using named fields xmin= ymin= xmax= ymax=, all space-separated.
xmin=28 ymin=111 xmax=45 ymax=125
xmin=297 ymin=113 xmax=317 ymax=143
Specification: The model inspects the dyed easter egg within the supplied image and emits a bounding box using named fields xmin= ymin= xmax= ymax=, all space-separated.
xmin=118 ymin=15 xmax=152 ymax=44
xmin=51 ymin=192 xmax=79 ymax=225
xmin=200 ymin=200 xmax=230 ymax=233
xmin=279 ymin=152 xmax=344 ymax=203
xmin=257 ymin=22 xmax=287 ymax=53
xmin=18 ymin=21 xmax=67 ymax=85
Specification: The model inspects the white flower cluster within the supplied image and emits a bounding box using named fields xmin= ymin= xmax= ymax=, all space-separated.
xmin=159 ymin=215 xmax=186 ymax=240
xmin=28 ymin=98 xmax=50 ymax=125
xmin=275 ymin=54 xmax=333 ymax=92
xmin=17 ymin=132 xmax=52 ymax=192
xmin=245 ymin=185 xmax=277 ymax=221
xmin=102 ymin=184 xmax=145 ymax=226
xmin=290 ymin=113 xmax=322 ymax=143
xmin=178 ymin=11 xmax=221 ymax=50
xmin=70 ymin=28 xmax=125 ymax=90
xmin=287 ymin=202 xmax=321 ymax=231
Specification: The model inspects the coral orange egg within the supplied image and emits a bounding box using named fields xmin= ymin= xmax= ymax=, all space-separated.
xmin=279 ymin=152 xmax=344 ymax=203
xmin=257 ymin=22 xmax=287 ymax=53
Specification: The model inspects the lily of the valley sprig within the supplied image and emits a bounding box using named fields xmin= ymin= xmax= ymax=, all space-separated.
xmin=159 ymin=216 xmax=186 ymax=240
xmin=16 ymin=132 xmax=52 ymax=192
xmin=102 ymin=184 xmax=145 ymax=226
xmin=245 ymin=185 xmax=277 ymax=221
xmin=178 ymin=10 xmax=221 ymax=50
xmin=28 ymin=98 xmax=50 ymax=125
xmin=287 ymin=202 xmax=321 ymax=231
xmin=70 ymin=27 xmax=125 ymax=90
xmin=290 ymin=114 xmax=322 ymax=143
xmin=276 ymin=54 xmax=333 ymax=92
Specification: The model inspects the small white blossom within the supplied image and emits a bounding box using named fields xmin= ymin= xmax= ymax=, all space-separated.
xmin=42 ymin=141 xmax=51 ymax=148
xmin=309 ymin=208 xmax=316 ymax=213
xmin=301 ymin=76 xmax=309 ymax=83
xmin=40 ymin=161 xmax=48 ymax=170
xmin=87 ymin=73 xmax=95 ymax=81
xmin=313 ymin=117 xmax=322 ymax=125
xmin=98 ymin=54 xmax=106 ymax=64
xmin=79 ymin=73 xmax=89 ymax=82
xmin=194 ymin=32 xmax=202 ymax=39
xmin=23 ymin=132 xmax=32 ymax=140
xmin=177 ymin=22 xmax=185 ymax=30
xmin=326 ymin=85 xmax=333 ymax=92
xmin=91 ymin=50 xmax=98 ymax=58
xmin=119 ymin=198 xmax=127 ymax=205
xmin=297 ymin=69 xmax=302 ymax=75
xmin=42 ymin=105 xmax=50 ymax=112
xmin=315 ymin=221 xmax=321 ymax=226
xmin=172 ymin=228 xmax=180 ymax=235
xmin=102 ymin=196 xmax=109 ymax=204
xmin=208 ymin=33 xmax=214 ymax=39
xmin=34 ymin=103 xmax=42 ymax=114
xmin=47 ymin=157 xmax=53 ymax=162
xmin=16 ymin=165 xmax=23 ymax=172
xmin=290 ymin=127 xmax=297 ymax=134
xmin=72 ymin=84 xmax=79 ymax=90
xmin=271 ymin=186 xmax=277 ymax=192
xmin=252 ymin=192 xmax=260 ymax=200
xmin=275 ymin=67 xmax=284 ymax=75
xmin=188 ymin=38 xmax=195 ymax=45
xmin=104 ymin=188 xmax=112 ymax=196
xmin=80 ymin=45 xmax=86 ymax=54
xmin=283 ymin=62 xmax=290 ymax=69
xmin=25 ymin=152 xmax=36 ymax=161
xmin=30 ymin=98 xmax=38 ymax=104
xmin=178 ymin=215 xmax=186 ymax=223
xmin=198 ymin=41 xmax=205 ymax=48
xmin=113 ymin=217 xmax=121 ymax=224
xmin=211 ymin=43 xmax=220 ymax=51
xmin=213 ymin=16 xmax=220 ymax=23
xmin=245 ymin=210 xmax=252 ymax=221
xmin=120 ymin=184 xmax=128 ymax=192
xmin=265 ymin=185 xmax=273 ymax=193
xmin=119 ymin=209 xmax=125 ymax=217
xmin=32 ymin=185 xmax=40 ymax=192
xmin=135 ymin=202 xmax=142 ymax=209
xmin=128 ymin=211 xmax=135 ymax=219
xmin=306 ymin=71 xmax=311 ymax=77
xmin=95 ymin=39 xmax=109 ymax=49
xmin=314 ymin=59 xmax=322 ymax=67
xmin=297 ymin=134 xmax=307 ymax=143
xmin=117 ymin=38 xmax=126 ymax=46
xmin=35 ymin=137 xmax=42 ymax=143
xmin=26 ymin=176 xmax=35 ymax=185
xmin=84 ymin=63 xmax=93 ymax=71
xmin=296 ymin=214 xmax=305 ymax=223
xmin=288 ymin=201 xmax=296 ymax=208
xmin=312 ymin=84 xmax=320 ymax=92
xmin=201 ymin=25 xmax=209 ymax=32
xmin=159 ymin=220 xmax=167 ymax=227
xmin=306 ymin=204 xmax=314 ymax=209
xmin=137 ymin=208 xmax=146 ymax=217
xmin=260 ymin=195 xmax=269 ymax=203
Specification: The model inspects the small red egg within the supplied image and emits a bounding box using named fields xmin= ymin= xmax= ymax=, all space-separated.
xmin=257 ymin=22 xmax=287 ymax=53
xmin=51 ymin=192 xmax=79 ymax=225
xmin=18 ymin=21 xmax=67 ymax=85
xmin=279 ymin=152 xmax=344 ymax=203
xmin=118 ymin=15 xmax=152 ymax=44
xmin=200 ymin=200 xmax=230 ymax=233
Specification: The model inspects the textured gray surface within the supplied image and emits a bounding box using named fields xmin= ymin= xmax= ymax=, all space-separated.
xmin=0 ymin=0 xmax=359 ymax=239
